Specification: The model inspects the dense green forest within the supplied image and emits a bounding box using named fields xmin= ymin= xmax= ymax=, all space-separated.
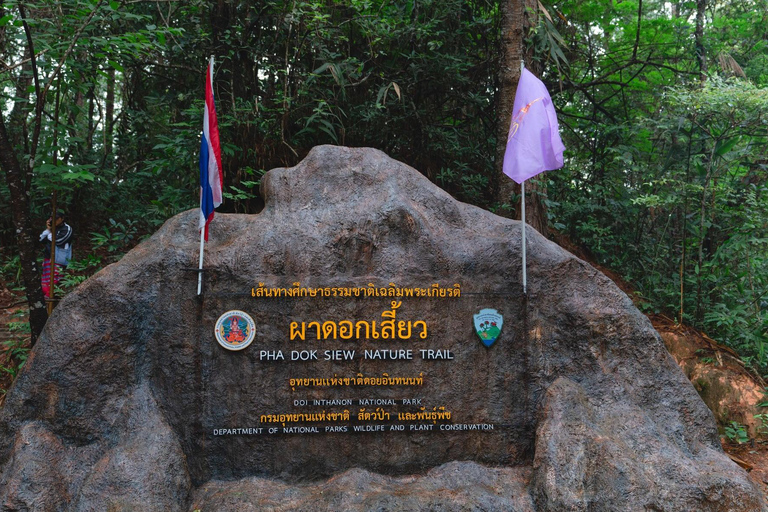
xmin=1 ymin=1 xmax=767 ymax=372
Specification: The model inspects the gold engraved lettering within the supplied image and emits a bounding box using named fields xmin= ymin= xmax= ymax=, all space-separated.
xmin=289 ymin=372 xmax=423 ymax=389
xmin=252 ymin=283 xmax=461 ymax=299
xmin=289 ymin=302 xmax=425 ymax=341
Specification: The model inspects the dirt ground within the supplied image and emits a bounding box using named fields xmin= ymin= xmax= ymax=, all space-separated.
xmin=725 ymin=441 xmax=768 ymax=497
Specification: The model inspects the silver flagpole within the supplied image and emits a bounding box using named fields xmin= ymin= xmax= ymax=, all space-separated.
xmin=197 ymin=227 xmax=205 ymax=295
xmin=522 ymin=180 xmax=526 ymax=295
xmin=197 ymin=55 xmax=214 ymax=296
xmin=520 ymin=60 xmax=527 ymax=295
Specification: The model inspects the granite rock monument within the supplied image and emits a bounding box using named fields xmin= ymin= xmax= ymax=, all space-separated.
xmin=0 ymin=146 xmax=761 ymax=511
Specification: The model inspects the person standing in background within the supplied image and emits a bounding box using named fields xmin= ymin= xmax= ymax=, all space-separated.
xmin=40 ymin=211 xmax=73 ymax=299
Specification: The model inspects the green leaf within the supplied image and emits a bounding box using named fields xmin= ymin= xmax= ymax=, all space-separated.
xmin=61 ymin=171 xmax=96 ymax=182
xmin=0 ymin=14 xmax=13 ymax=26
xmin=312 ymin=63 xmax=331 ymax=74
xmin=107 ymin=60 xmax=124 ymax=72
xmin=714 ymin=137 xmax=740 ymax=157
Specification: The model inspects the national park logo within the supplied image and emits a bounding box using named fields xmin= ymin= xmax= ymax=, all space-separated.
xmin=473 ymin=309 xmax=503 ymax=348
xmin=214 ymin=310 xmax=256 ymax=351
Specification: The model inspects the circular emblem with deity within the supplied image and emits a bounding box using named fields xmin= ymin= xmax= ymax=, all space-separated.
xmin=214 ymin=310 xmax=256 ymax=351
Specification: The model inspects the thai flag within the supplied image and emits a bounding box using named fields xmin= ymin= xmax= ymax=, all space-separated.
xmin=199 ymin=56 xmax=223 ymax=240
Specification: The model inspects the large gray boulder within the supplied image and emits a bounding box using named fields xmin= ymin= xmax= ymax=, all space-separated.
xmin=0 ymin=145 xmax=762 ymax=511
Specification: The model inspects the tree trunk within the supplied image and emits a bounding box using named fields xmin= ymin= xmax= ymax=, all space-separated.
xmin=105 ymin=66 xmax=115 ymax=156
xmin=8 ymin=50 xmax=33 ymax=151
xmin=0 ymin=112 xmax=48 ymax=345
xmin=1 ymin=19 xmax=47 ymax=343
xmin=695 ymin=0 xmax=707 ymax=86
xmin=494 ymin=0 xmax=524 ymax=215
xmin=0 ymin=1 xmax=5 ymax=50
xmin=495 ymin=0 xmax=549 ymax=234
xmin=523 ymin=179 xmax=549 ymax=234
xmin=63 ymin=85 xmax=85 ymax=166
xmin=87 ymin=84 xmax=95 ymax=152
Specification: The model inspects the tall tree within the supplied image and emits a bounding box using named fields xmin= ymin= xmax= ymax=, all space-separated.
xmin=0 ymin=0 xmax=105 ymax=343
xmin=696 ymin=0 xmax=707 ymax=85
xmin=495 ymin=0 xmax=525 ymax=217
xmin=0 ymin=111 xmax=47 ymax=343
xmin=494 ymin=0 xmax=548 ymax=234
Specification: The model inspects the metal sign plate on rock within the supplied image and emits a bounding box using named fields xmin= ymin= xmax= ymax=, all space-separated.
xmin=215 ymin=310 xmax=256 ymax=351
xmin=473 ymin=309 xmax=503 ymax=347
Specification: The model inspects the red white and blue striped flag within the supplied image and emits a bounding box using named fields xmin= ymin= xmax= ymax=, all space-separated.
xmin=199 ymin=56 xmax=223 ymax=240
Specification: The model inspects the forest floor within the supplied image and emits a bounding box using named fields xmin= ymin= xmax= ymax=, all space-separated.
xmin=1 ymin=269 xmax=768 ymax=500
xmin=728 ymin=442 xmax=768 ymax=497
xmin=0 ymin=284 xmax=28 ymax=409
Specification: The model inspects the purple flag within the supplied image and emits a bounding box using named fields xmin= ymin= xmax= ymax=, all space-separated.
xmin=502 ymin=68 xmax=565 ymax=184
